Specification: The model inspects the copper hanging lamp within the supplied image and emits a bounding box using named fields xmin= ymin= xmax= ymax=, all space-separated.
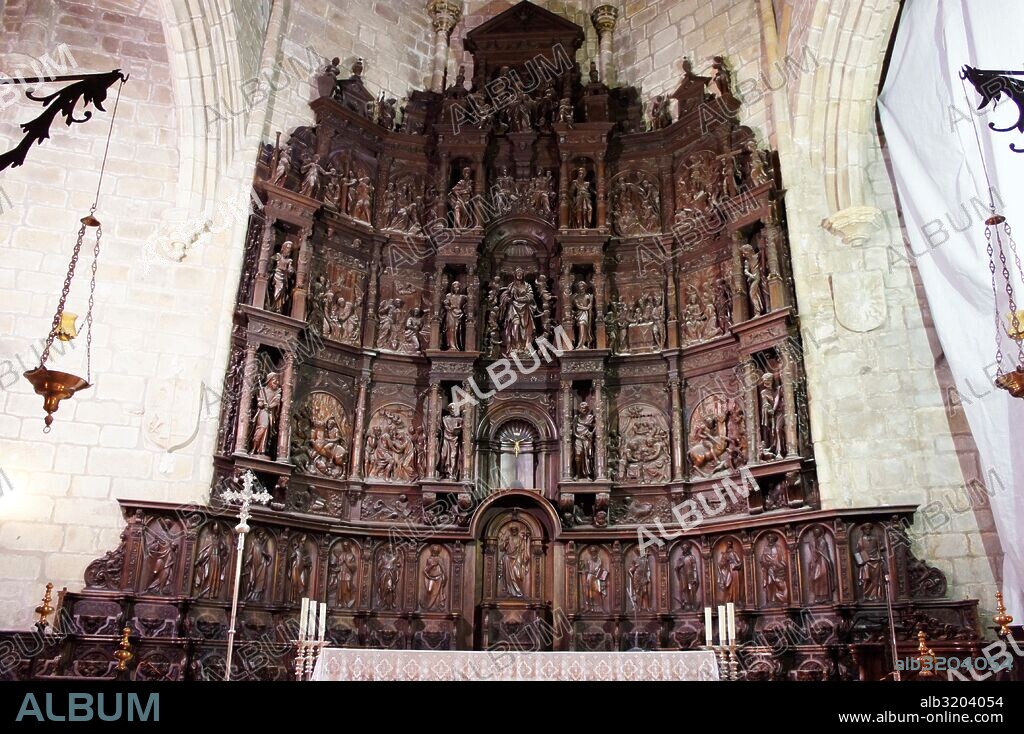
xmin=23 ymin=77 xmax=126 ymax=432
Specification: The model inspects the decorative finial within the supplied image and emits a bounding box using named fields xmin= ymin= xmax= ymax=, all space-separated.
xmin=915 ymin=630 xmax=936 ymax=679
xmin=114 ymin=626 xmax=134 ymax=672
xmin=34 ymin=582 xmax=54 ymax=630
xmin=994 ymin=591 xmax=1014 ymax=637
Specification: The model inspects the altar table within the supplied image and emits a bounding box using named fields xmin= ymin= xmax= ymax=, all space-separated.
xmin=312 ymin=648 xmax=720 ymax=681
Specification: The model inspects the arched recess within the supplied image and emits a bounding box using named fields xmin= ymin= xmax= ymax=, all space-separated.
xmin=476 ymin=400 xmax=560 ymax=494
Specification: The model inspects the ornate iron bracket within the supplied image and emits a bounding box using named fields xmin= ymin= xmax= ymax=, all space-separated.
xmin=960 ymin=65 xmax=1024 ymax=153
xmin=0 ymin=68 xmax=128 ymax=172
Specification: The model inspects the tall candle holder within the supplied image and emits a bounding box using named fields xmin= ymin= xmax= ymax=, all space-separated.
xmin=994 ymin=591 xmax=1014 ymax=637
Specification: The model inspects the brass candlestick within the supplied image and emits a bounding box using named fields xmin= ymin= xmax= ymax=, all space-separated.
xmin=994 ymin=591 xmax=1014 ymax=637
xmin=114 ymin=626 xmax=133 ymax=672
xmin=34 ymin=583 xmax=55 ymax=630
xmin=915 ymin=630 xmax=936 ymax=679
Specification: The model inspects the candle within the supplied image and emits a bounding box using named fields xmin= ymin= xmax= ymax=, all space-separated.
xmin=703 ymin=607 xmax=713 ymax=646
xmin=726 ymin=602 xmax=736 ymax=646
xmin=299 ymin=598 xmax=309 ymax=642
xmin=307 ymin=600 xmax=317 ymax=644
xmin=717 ymin=605 xmax=726 ymax=646
xmin=318 ymin=602 xmax=327 ymax=642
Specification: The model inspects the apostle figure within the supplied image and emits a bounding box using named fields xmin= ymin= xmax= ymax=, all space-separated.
xmin=499 ymin=523 xmax=530 ymax=598
xmin=267 ymin=240 xmax=295 ymax=314
xmin=760 ymin=533 xmax=789 ymax=605
xmin=143 ymin=518 xmax=178 ymax=595
xmin=449 ymin=167 xmax=474 ymax=229
xmin=758 ymin=371 xmax=784 ymax=461
xmin=333 ymin=541 xmax=358 ymax=608
xmin=572 ymin=401 xmax=596 ymax=480
xmin=571 ymin=280 xmax=594 ymax=349
xmin=271 ymin=143 xmax=292 ymax=186
xmin=808 ymin=527 xmax=835 ymax=603
xmin=628 ymin=554 xmax=652 ymax=611
xmin=286 ymin=535 xmax=311 ymax=603
xmin=856 ymin=526 xmax=884 ymax=601
xmin=676 ymin=544 xmax=700 ymax=610
xmin=377 ymin=546 xmax=402 ymax=609
xmin=498 ymin=267 xmax=537 ymax=355
xmin=580 ymin=547 xmax=608 ymax=612
xmin=250 ymin=371 xmax=282 ymax=457
xmin=441 ymin=281 xmax=468 ymax=351
xmin=193 ymin=528 xmax=227 ymax=599
xmin=243 ymin=531 xmax=273 ymax=601
xmin=422 ymin=546 xmax=448 ymax=610
xmin=742 ymin=242 xmax=765 ymax=317
xmin=716 ymin=541 xmax=742 ymax=604
xmin=438 ymin=403 xmax=464 ymax=481
xmin=714 ymin=276 xmax=733 ymax=330
xmin=570 ymin=167 xmax=593 ymax=229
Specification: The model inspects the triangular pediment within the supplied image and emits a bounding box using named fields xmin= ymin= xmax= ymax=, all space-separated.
xmin=466 ymin=1 xmax=585 ymax=48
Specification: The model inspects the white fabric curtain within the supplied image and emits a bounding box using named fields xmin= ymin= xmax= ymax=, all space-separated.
xmin=878 ymin=0 xmax=1024 ymax=610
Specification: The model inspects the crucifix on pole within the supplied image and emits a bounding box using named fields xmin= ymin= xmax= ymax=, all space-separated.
xmin=220 ymin=470 xmax=272 ymax=682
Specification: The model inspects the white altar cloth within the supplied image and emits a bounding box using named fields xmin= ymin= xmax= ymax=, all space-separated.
xmin=312 ymin=648 xmax=720 ymax=681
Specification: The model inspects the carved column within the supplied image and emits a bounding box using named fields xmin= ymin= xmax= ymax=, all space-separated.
xmin=436 ymin=152 xmax=450 ymax=222
xmin=350 ymin=374 xmax=371 ymax=479
xmin=559 ymin=262 xmax=573 ymax=338
xmin=658 ymin=156 xmax=675 ymax=233
xmin=466 ymin=273 xmax=480 ymax=351
xmin=291 ymin=226 xmax=313 ymax=321
xmin=429 ymin=265 xmax=445 ymax=350
xmin=252 ymin=217 xmax=276 ymax=309
xmin=730 ymin=230 xmax=749 ymax=323
xmin=461 ymin=378 xmax=474 ymax=482
xmin=276 ymin=351 xmax=296 ymax=462
xmin=474 ymin=159 xmax=486 ymax=201
xmin=234 ymin=342 xmax=259 ymax=454
xmin=560 ymin=380 xmax=573 ymax=480
xmin=778 ymin=344 xmax=800 ymax=458
xmin=666 ymin=263 xmax=680 ymax=350
xmin=594 ymin=258 xmax=607 ymax=350
xmin=595 ymin=377 xmax=607 ymax=480
xmin=741 ymin=357 xmax=758 ymax=465
xmin=558 ymin=153 xmax=570 ymax=229
xmin=364 ymin=248 xmax=381 ymax=348
xmin=669 ymin=377 xmax=685 ymax=481
xmin=590 ymin=5 xmax=619 ymax=86
xmin=764 ymin=214 xmax=787 ymax=310
xmin=595 ymin=154 xmax=607 ymax=228
xmin=426 ymin=380 xmax=442 ymax=480
xmin=427 ymin=0 xmax=462 ymax=93
xmin=374 ymin=156 xmax=393 ymax=229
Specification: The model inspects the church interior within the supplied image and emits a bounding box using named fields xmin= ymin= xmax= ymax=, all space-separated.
xmin=0 ymin=0 xmax=1020 ymax=684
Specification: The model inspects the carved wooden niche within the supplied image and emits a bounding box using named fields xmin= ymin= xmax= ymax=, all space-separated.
xmin=482 ymin=509 xmax=547 ymax=604
xmin=373 ymin=541 xmax=405 ymax=612
xmin=576 ymin=543 xmax=613 ymax=615
xmin=282 ymin=532 xmax=318 ymax=605
xmin=241 ymin=527 xmax=277 ymax=603
xmin=670 ymin=540 xmax=704 ymax=612
xmin=291 ymin=391 xmax=354 ymax=480
xmin=712 ymin=535 xmax=745 ymax=605
xmin=623 ymin=544 xmax=657 ymax=613
xmin=754 ymin=529 xmax=791 ymax=608
xmin=191 ymin=521 xmax=233 ymax=602
xmin=799 ymin=524 xmax=838 ymax=606
xmin=418 ymin=543 xmax=453 ymax=613
xmin=610 ymin=397 xmax=671 ymax=485
xmin=328 ymin=538 xmax=361 ymax=610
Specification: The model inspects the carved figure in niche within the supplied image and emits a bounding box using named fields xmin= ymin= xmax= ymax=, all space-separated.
xmin=807 ymin=527 xmax=835 ymax=603
xmin=498 ymin=267 xmax=538 ymax=356
xmin=271 ymin=143 xmax=293 ymax=186
xmin=143 ymin=518 xmax=178 ymax=595
xmin=760 ymin=532 xmax=789 ymax=605
xmin=381 ymin=182 xmax=398 ymax=225
xmin=611 ymin=171 xmax=660 ymax=235
xmin=741 ymin=242 xmax=765 ymax=317
xmin=716 ymin=151 xmax=740 ymax=201
xmin=579 ymin=547 xmax=608 ymax=612
xmin=572 ymin=401 xmax=596 ymax=480
xmin=604 ymin=306 xmax=620 ymax=354
xmin=286 ymin=534 xmax=312 ymax=603
xmin=300 ymin=154 xmax=328 ymax=199
xmin=714 ymin=276 xmax=733 ymax=330
xmin=746 ymin=139 xmax=770 ymax=186
xmin=688 ymin=413 xmax=732 ymax=477
xmin=332 ymin=541 xmax=358 ymax=608
xmin=377 ymin=546 xmax=402 ymax=610
xmin=193 ymin=527 xmax=228 ymax=599
xmin=345 ymin=174 xmax=374 ymax=223
xmin=375 ymin=298 xmax=403 ymax=351
xmin=716 ymin=541 xmax=742 ymax=604
xmin=364 ymin=410 xmax=419 ymax=481
xmin=701 ymin=280 xmax=722 ymax=340
xmin=441 ymin=281 xmax=467 ymax=351
xmin=621 ymin=408 xmax=670 ymax=483
xmin=267 ymin=239 xmax=295 ymax=314
xmin=570 ymin=168 xmax=593 ymax=229
xmin=529 ymin=167 xmax=555 ymax=217
xmin=683 ymin=283 xmax=703 ymax=345
xmin=399 ymin=307 xmax=426 ymax=354
xmin=856 ymin=525 xmax=885 ymax=601
xmin=498 ymin=522 xmax=530 ymax=598
xmin=493 ymin=166 xmax=517 ymax=210
xmin=438 ymin=403 xmax=463 ymax=481
xmin=507 ymin=81 xmax=534 ymax=132
xmin=449 ymin=167 xmax=474 ymax=229
xmin=676 ymin=544 xmax=700 ymax=610
xmin=337 ymin=292 xmax=362 ymax=345
xmin=422 ymin=545 xmax=448 ymax=610
xmin=758 ymin=372 xmax=784 ymax=461
xmin=557 ymin=97 xmax=574 ymax=127
xmin=308 ymin=415 xmax=350 ymax=478
xmin=627 ymin=554 xmax=652 ymax=611
xmin=571 ymin=281 xmax=594 ymax=349
xmin=243 ymin=530 xmax=273 ymax=601
xmin=250 ymin=371 xmax=282 ymax=457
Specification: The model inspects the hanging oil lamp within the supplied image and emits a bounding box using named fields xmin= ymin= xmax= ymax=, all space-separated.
xmin=24 ymin=78 xmax=125 ymax=432
xmin=984 ymin=213 xmax=1024 ymax=399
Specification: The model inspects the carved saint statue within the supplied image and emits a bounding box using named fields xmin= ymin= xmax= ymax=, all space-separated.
xmin=243 ymin=530 xmax=273 ymax=601
xmin=571 ymin=280 xmax=594 ymax=349
xmin=557 ymin=97 xmax=574 ymax=128
xmin=498 ymin=267 xmax=537 ymax=355
xmin=441 ymin=281 xmax=468 ymax=351
xmin=499 ymin=522 xmax=530 ymax=598
xmin=143 ymin=518 xmax=178 ymax=595
xmin=627 ymin=554 xmax=652 ymax=611
xmin=377 ymin=546 xmax=402 ymax=609
xmin=807 ymin=527 xmax=835 ymax=603
xmin=286 ymin=535 xmax=312 ymax=603
xmin=267 ymin=240 xmax=296 ymax=314
xmin=714 ymin=276 xmax=733 ymax=330
xmin=376 ymin=298 xmax=403 ymax=351
xmin=494 ymin=166 xmax=517 ymax=210
xmin=856 ymin=525 xmax=884 ymax=601
xmin=589 ymin=60 xmax=600 ymax=85
xmin=572 ymin=401 xmax=596 ymax=480
xmin=758 ymin=372 xmax=785 ymax=461
xmin=741 ymin=242 xmax=765 ymax=317
xmin=716 ymin=541 xmax=742 ymax=604
xmin=333 ymin=541 xmax=358 ymax=608
xmin=438 ymin=403 xmax=464 ymax=481
xmin=760 ymin=533 xmax=789 ymax=605
xmin=421 ymin=546 xmax=448 ymax=610
xmin=300 ymin=154 xmax=329 ymax=199
xmin=676 ymin=544 xmax=700 ymax=610
xmin=346 ymin=175 xmax=374 ymax=223
xmin=449 ymin=167 xmax=474 ymax=229
xmin=271 ymin=143 xmax=292 ymax=187
xmin=193 ymin=528 xmax=228 ymax=599
xmin=746 ymin=139 xmax=770 ymax=186
xmin=570 ymin=167 xmax=593 ymax=229
xmin=250 ymin=371 xmax=282 ymax=457
xmin=650 ymin=95 xmax=673 ymax=130
xmin=579 ymin=548 xmax=608 ymax=612
xmin=308 ymin=415 xmax=350 ymax=478
xmin=400 ymin=307 xmax=426 ymax=355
